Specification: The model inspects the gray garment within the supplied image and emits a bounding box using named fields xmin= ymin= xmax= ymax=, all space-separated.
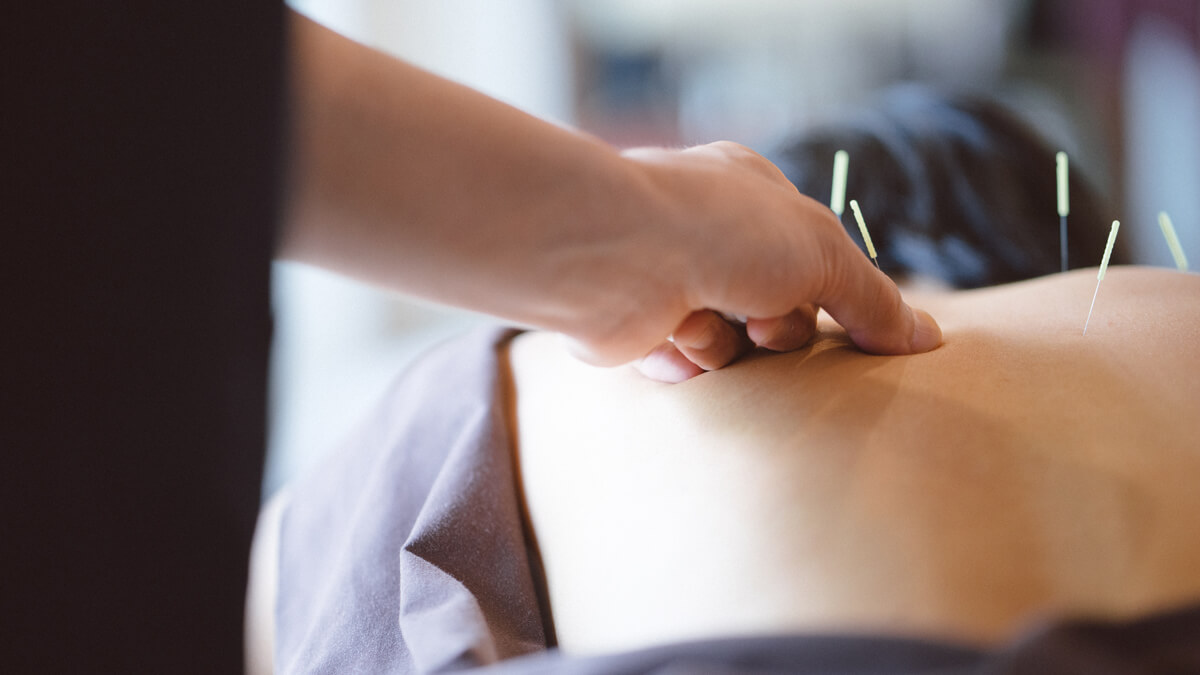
xmin=275 ymin=327 xmax=1200 ymax=674
xmin=276 ymin=328 xmax=548 ymax=673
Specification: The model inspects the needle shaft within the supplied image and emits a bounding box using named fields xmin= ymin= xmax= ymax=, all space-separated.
xmin=1083 ymin=280 xmax=1101 ymax=335
xmin=1060 ymin=215 xmax=1068 ymax=272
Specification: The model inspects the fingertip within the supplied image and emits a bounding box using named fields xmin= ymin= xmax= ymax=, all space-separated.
xmin=673 ymin=310 xmax=748 ymax=371
xmin=909 ymin=308 xmax=942 ymax=352
xmin=635 ymin=343 xmax=704 ymax=383
xmin=746 ymin=307 xmax=817 ymax=352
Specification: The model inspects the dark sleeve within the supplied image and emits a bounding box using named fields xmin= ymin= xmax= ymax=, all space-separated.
xmin=2 ymin=3 xmax=285 ymax=671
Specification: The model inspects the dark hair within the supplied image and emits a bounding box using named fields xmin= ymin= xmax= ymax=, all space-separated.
xmin=769 ymin=85 xmax=1128 ymax=289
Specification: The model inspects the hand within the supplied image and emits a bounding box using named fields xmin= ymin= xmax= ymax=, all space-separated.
xmin=280 ymin=22 xmax=935 ymax=376
xmin=564 ymin=141 xmax=942 ymax=382
xmin=635 ymin=307 xmax=817 ymax=383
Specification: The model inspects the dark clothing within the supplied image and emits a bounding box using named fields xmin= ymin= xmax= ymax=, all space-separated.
xmin=275 ymin=328 xmax=1200 ymax=674
xmin=4 ymin=3 xmax=285 ymax=672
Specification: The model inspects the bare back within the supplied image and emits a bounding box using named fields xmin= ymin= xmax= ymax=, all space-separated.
xmin=508 ymin=266 xmax=1200 ymax=654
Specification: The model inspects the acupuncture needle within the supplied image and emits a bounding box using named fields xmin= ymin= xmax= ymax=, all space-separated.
xmin=830 ymin=150 xmax=849 ymax=219
xmin=1083 ymin=220 xmax=1120 ymax=335
xmin=1158 ymin=211 xmax=1189 ymax=272
xmin=848 ymin=199 xmax=881 ymax=270
xmin=1057 ymin=151 xmax=1069 ymax=272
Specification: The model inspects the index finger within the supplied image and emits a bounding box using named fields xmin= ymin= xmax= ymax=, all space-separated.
xmin=817 ymin=246 xmax=942 ymax=354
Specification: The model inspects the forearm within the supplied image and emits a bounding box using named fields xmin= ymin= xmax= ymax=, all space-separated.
xmin=281 ymin=12 xmax=678 ymax=344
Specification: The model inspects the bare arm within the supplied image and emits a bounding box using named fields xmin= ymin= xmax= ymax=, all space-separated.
xmin=281 ymin=12 xmax=940 ymax=372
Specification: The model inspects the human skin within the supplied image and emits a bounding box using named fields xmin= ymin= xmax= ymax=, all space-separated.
xmin=508 ymin=266 xmax=1200 ymax=653
xmin=279 ymin=12 xmax=940 ymax=377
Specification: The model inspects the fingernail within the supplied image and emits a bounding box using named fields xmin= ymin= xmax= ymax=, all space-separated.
xmin=910 ymin=308 xmax=942 ymax=352
xmin=635 ymin=344 xmax=703 ymax=383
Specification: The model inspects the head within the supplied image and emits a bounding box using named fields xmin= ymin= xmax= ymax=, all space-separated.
xmin=770 ymin=85 xmax=1128 ymax=289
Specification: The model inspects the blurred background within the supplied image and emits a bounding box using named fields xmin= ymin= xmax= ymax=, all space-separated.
xmin=267 ymin=0 xmax=1200 ymax=497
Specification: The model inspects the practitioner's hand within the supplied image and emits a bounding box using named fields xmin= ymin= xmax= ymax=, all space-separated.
xmin=280 ymin=22 xmax=935 ymax=376
xmin=564 ymin=141 xmax=942 ymax=382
